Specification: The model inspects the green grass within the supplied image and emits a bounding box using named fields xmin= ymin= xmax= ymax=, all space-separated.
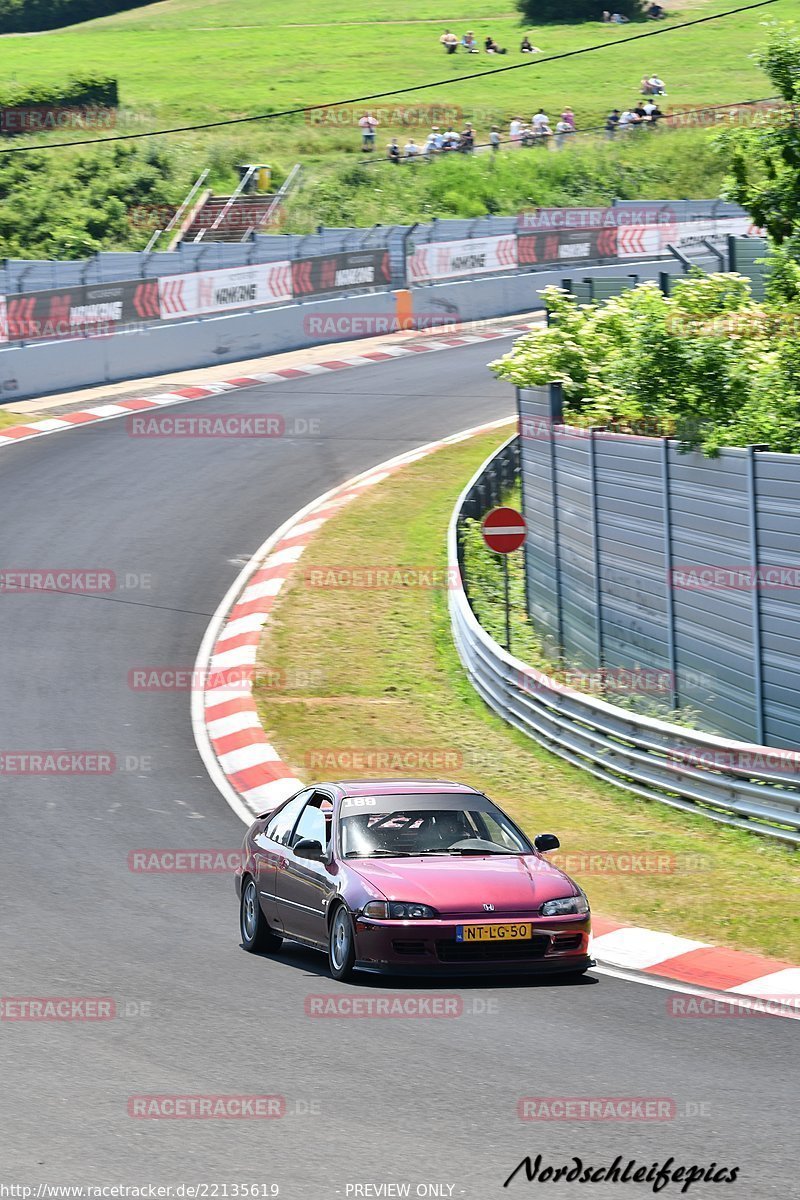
xmin=252 ymin=429 xmax=800 ymax=963
xmin=281 ymin=127 xmax=726 ymax=228
xmin=0 ymin=0 xmax=787 ymax=179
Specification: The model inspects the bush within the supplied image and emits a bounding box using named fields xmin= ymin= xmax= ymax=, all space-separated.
xmin=490 ymin=275 xmax=800 ymax=456
xmin=0 ymin=73 xmax=118 ymax=121
xmin=0 ymin=1 xmax=150 ymax=33
xmin=516 ymin=0 xmax=646 ymax=23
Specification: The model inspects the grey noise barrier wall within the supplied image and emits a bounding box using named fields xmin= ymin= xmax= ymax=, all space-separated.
xmin=451 ymin=435 xmax=800 ymax=844
xmin=518 ymin=385 xmax=800 ymax=751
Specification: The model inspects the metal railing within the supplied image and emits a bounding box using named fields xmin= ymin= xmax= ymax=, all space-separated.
xmin=144 ymin=169 xmax=210 ymax=253
xmin=241 ymin=163 xmax=302 ymax=241
xmin=449 ymin=436 xmax=800 ymax=845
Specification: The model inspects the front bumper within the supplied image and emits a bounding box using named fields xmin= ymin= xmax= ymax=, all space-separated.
xmin=353 ymin=914 xmax=592 ymax=976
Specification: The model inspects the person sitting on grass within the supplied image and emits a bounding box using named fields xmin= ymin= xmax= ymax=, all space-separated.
xmin=440 ymin=29 xmax=459 ymax=53
xmin=485 ymin=36 xmax=507 ymax=54
xmin=647 ymin=3 xmax=665 ymax=17
xmin=611 ymin=11 xmax=629 ymax=22
xmin=387 ymin=138 xmax=401 ymax=163
xmin=461 ymin=31 xmax=479 ymax=53
xmin=404 ymin=138 xmax=421 ymax=161
xmin=442 ymin=126 xmax=461 ymax=150
xmin=647 ymin=73 xmax=667 ymax=94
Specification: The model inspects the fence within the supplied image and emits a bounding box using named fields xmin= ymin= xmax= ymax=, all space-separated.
xmin=518 ymin=383 xmax=800 ymax=751
xmin=0 ymin=198 xmax=761 ymax=338
xmin=450 ymin=436 xmax=800 ymax=845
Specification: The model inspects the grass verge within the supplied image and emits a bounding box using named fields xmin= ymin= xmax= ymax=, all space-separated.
xmin=253 ymin=428 xmax=799 ymax=962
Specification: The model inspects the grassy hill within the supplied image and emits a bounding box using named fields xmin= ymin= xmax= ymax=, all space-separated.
xmin=0 ymin=0 xmax=786 ymax=251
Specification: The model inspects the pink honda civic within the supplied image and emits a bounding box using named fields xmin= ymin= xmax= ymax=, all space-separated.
xmin=236 ymin=779 xmax=593 ymax=980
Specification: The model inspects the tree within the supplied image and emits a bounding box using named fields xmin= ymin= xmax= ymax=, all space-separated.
xmin=717 ymin=25 xmax=800 ymax=297
xmin=516 ymin=0 xmax=646 ymax=23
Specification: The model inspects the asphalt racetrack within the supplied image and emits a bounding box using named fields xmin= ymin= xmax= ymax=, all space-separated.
xmin=0 ymin=341 xmax=794 ymax=1197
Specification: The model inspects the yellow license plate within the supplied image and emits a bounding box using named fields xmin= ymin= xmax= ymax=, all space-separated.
xmin=456 ymin=923 xmax=532 ymax=942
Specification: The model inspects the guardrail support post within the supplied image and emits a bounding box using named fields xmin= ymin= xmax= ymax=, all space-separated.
xmin=661 ymin=438 xmax=679 ymax=710
xmin=589 ymin=427 xmax=604 ymax=672
xmin=747 ymin=444 xmax=767 ymax=744
xmin=549 ymin=383 xmax=565 ymax=654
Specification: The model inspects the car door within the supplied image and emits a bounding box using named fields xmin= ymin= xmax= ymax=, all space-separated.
xmin=255 ymin=790 xmax=313 ymax=928
xmin=276 ymin=791 xmax=336 ymax=945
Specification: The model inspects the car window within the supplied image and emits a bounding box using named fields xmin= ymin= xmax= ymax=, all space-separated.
xmin=478 ymin=812 xmax=525 ymax=851
xmin=265 ymin=791 xmax=312 ymax=845
xmin=291 ymin=799 xmax=328 ymax=850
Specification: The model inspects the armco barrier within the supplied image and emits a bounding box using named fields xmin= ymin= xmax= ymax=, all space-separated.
xmin=449 ymin=436 xmax=800 ymax=845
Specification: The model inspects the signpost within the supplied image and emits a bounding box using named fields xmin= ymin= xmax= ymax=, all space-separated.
xmin=481 ymin=507 xmax=526 ymax=651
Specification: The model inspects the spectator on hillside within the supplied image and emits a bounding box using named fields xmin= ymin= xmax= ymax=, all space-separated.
xmin=404 ymin=138 xmax=421 ymax=161
xmin=641 ymin=75 xmax=653 ymax=94
xmin=647 ymin=3 xmax=665 ymax=17
xmin=644 ymin=99 xmax=664 ymax=125
xmin=560 ymin=106 xmax=576 ymax=130
xmin=358 ymin=112 xmax=378 ymax=151
xmin=610 ymin=11 xmax=629 ymax=22
xmin=605 ymin=108 xmax=621 ymax=137
xmin=485 ymin=36 xmax=507 ymax=54
xmin=634 ymin=101 xmax=648 ymax=122
xmin=531 ymin=108 xmax=552 ymax=140
xmin=461 ymin=31 xmax=479 ymax=53
xmin=490 ymin=125 xmax=501 ymax=152
xmin=459 ymin=123 xmax=475 ymax=152
xmin=509 ymin=116 xmax=524 ymax=147
xmin=602 ymin=10 xmax=611 ymax=20
xmin=647 ymin=73 xmax=667 ymax=94
xmin=618 ymin=108 xmax=640 ymax=130
xmin=520 ymin=35 xmax=539 ymax=53
xmin=424 ymin=127 xmax=444 ymax=156
xmin=554 ymin=118 xmax=574 ymax=149
xmin=440 ymin=29 xmax=459 ymax=53
xmin=442 ymin=126 xmax=460 ymax=150
xmin=386 ymin=138 xmax=401 ymax=163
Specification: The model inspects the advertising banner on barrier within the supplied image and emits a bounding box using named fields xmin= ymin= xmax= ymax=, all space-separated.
xmin=407 ymin=236 xmax=518 ymax=283
xmin=158 ymin=262 xmax=292 ymax=318
xmin=290 ymin=250 xmax=392 ymax=298
xmin=517 ymin=206 xmax=671 ymax=231
xmin=4 ymin=280 xmax=158 ymax=341
xmin=517 ymin=228 xmax=618 ymax=266
xmin=617 ymin=216 xmax=762 ymax=259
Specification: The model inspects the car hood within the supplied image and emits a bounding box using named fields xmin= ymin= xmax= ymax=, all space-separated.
xmin=346 ymin=854 xmax=579 ymax=916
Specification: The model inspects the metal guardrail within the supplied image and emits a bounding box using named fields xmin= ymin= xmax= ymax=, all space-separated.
xmin=449 ymin=436 xmax=800 ymax=845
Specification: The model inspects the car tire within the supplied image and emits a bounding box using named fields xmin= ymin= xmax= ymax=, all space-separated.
xmin=328 ymin=904 xmax=357 ymax=981
xmin=240 ymin=876 xmax=282 ymax=953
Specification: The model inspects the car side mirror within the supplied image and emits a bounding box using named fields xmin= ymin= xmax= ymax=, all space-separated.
xmin=534 ymin=833 xmax=560 ymax=853
xmin=294 ymin=838 xmax=324 ymax=861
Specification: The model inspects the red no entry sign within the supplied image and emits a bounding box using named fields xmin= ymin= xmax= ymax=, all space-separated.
xmin=481 ymin=507 xmax=526 ymax=554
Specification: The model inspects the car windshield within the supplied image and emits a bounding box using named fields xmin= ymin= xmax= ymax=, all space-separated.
xmin=338 ymin=794 xmax=532 ymax=859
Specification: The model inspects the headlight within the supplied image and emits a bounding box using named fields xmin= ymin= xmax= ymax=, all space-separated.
xmin=540 ymin=892 xmax=589 ymax=917
xmin=361 ymin=901 xmax=438 ymax=920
